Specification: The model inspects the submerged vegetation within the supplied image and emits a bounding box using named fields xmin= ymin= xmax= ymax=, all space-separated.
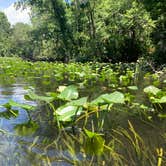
xmin=0 ymin=57 xmax=166 ymax=165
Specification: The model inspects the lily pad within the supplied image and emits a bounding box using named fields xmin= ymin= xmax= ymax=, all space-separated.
xmin=66 ymin=97 xmax=88 ymax=106
xmin=127 ymin=86 xmax=138 ymax=90
xmin=103 ymin=91 xmax=125 ymax=104
xmin=144 ymin=85 xmax=161 ymax=96
xmin=24 ymin=90 xmax=54 ymax=103
xmin=152 ymin=96 xmax=166 ymax=103
xmin=5 ymin=100 xmax=35 ymax=111
xmin=57 ymin=85 xmax=79 ymax=101
xmin=55 ymin=105 xmax=83 ymax=122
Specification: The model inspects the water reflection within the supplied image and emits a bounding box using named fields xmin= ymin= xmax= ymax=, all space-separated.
xmin=0 ymin=84 xmax=35 ymax=132
xmin=0 ymin=83 xmax=74 ymax=165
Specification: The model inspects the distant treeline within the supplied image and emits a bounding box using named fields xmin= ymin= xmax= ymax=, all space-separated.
xmin=0 ymin=0 xmax=165 ymax=64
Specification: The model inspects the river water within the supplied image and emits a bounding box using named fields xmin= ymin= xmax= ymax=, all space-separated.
xmin=0 ymin=77 xmax=166 ymax=165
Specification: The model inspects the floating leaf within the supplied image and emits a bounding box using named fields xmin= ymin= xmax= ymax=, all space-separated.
xmin=67 ymin=97 xmax=88 ymax=106
xmin=91 ymin=91 xmax=124 ymax=105
xmin=103 ymin=91 xmax=125 ymax=104
xmin=6 ymin=100 xmax=35 ymax=111
xmin=25 ymin=90 xmax=54 ymax=103
xmin=91 ymin=94 xmax=109 ymax=106
xmin=152 ymin=96 xmax=166 ymax=103
xmin=58 ymin=85 xmax=79 ymax=101
xmin=143 ymin=85 xmax=161 ymax=96
xmin=127 ymin=86 xmax=138 ymax=90
xmin=55 ymin=105 xmax=83 ymax=122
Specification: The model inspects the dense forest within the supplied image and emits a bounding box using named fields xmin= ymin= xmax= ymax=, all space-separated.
xmin=0 ymin=0 xmax=165 ymax=64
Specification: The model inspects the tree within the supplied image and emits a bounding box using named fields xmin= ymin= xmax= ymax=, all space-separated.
xmin=10 ymin=23 xmax=33 ymax=58
xmin=95 ymin=0 xmax=155 ymax=62
xmin=15 ymin=0 xmax=157 ymax=63
xmin=17 ymin=0 xmax=73 ymax=62
xmin=141 ymin=0 xmax=166 ymax=64
xmin=0 ymin=12 xmax=11 ymax=56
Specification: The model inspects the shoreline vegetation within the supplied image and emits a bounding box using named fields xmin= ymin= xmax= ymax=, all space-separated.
xmin=0 ymin=57 xmax=166 ymax=165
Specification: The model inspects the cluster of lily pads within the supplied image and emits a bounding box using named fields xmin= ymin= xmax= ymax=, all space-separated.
xmin=1 ymin=82 xmax=166 ymax=155
xmin=0 ymin=57 xmax=166 ymax=164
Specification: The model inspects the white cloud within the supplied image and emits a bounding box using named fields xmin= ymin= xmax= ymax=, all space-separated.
xmin=3 ymin=3 xmax=31 ymax=25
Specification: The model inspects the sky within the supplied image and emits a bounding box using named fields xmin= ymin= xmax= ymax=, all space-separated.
xmin=0 ymin=0 xmax=30 ymax=25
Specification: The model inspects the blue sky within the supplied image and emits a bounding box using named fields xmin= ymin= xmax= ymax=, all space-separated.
xmin=0 ymin=0 xmax=16 ymax=9
xmin=0 ymin=0 xmax=30 ymax=25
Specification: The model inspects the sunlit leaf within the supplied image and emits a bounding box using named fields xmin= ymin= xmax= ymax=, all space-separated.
xmin=158 ymin=114 xmax=166 ymax=118
xmin=91 ymin=94 xmax=109 ymax=106
xmin=55 ymin=105 xmax=83 ymax=122
xmin=6 ymin=100 xmax=35 ymax=111
xmin=103 ymin=91 xmax=125 ymax=104
xmin=66 ymin=97 xmax=88 ymax=106
xmin=151 ymin=96 xmax=166 ymax=103
xmin=58 ymin=85 xmax=79 ymax=101
xmin=127 ymin=86 xmax=138 ymax=90
xmin=144 ymin=85 xmax=161 ymax=95
xmin=57 ymin=85 xmax=67 ymax=92
xmin=24 ymin=90 xmax=54 ymax=103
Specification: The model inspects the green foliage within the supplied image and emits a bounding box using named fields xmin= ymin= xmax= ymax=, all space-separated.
xmin=57 ymin=85 xmax=79 ymax=101
xmin=10 ymin=0 xmax=158 ymax=62
xmin=10 ymin=23 xmax=33 ymax=58
xmin=0 ymin=12 xmax=11 ymax=57
xmin=143 ymin=85 xmax=161 ymax=96
xmin=142 ymin=0 xmax=166 ymax=64
xmin=24 ymin=90 xmax=54 ymax=103
xmin=14 ymin=121 xmax=39 ymax=136
xmin=0 ymin=58 xmax=166 ymax=165
xmin=83 ymin=128 xmax=105 ymax=155
xmin=95 ymin=0 xmax=155 ymax=62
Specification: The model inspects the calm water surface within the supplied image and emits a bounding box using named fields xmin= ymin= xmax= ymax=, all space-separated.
xmin=0 ymin=81 xmax=75 ymax=166
xmin=0 ymin=78 xmax=166 ymax=165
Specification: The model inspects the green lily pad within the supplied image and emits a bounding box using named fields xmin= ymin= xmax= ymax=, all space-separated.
xmin=144 ymin=85 xmax=161 ymax=96
xmin=91 ymin=94 xmax=109 ymax=106
xmin=103 ymin=91 xmax=125 ymax=104
xmin=58 ymin=85 xmax=79 ymax=101
xmin=66 ymin=97 xmax=88 ymax=106
xmin=91 ymin=91 xmax=124 ymax=105
xmin=127 ymin=86 xmax=138 ymax=90
xmin=24 ymin=90 xmax=54 ymax=103
xmin=55 ymin=105 xmax=83 ymax=122
xmin=152 ymin=96 xmax=166 ymax=103
xmin=5 ymin=100 xmax=35 ymax=111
